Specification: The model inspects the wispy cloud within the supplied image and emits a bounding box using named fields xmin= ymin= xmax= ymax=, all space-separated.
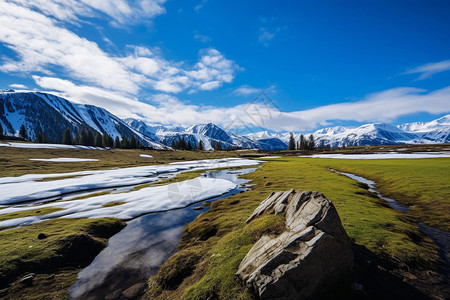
xmin=194 ymin=32 xmax=212 ymax=43
xmin=9 ymin=83 xmax=28 ymax=89
xmin=194 ymin=0 xmax=208 ymax=13
xmin=278 ymin=87 xmax=450 ymax=131
xmin=34 ymin=75 xmax=450 ymax=132
xmin=258 ymin=27 xmax=281 ymax=46
xmin=5 ymin=0 xmax=167 ymax=25
xmin=0 ymin=1 xmax=240 ymax=94
xmin=233 ymin=85 xmax=276 ymax=96
xmin=234 ymin=85 xmax=261 ymax=96
xmin=404 ymin=59 xmax=450 ymax=80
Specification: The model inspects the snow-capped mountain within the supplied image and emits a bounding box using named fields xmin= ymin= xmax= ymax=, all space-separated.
xmin=0 ymin=91 xmax=166 ymax=149
xmin=2 ymin=90 xmax=448 ymax=150
xmin=246 ymin=115 xmax=450 ymax=148
xmin=313 ymin=123 xmax=419 ymax=147
xmin=127 ymin=122 xmax=264 ymax=150
xmin=398 ymin=115 xmax=450 ymax=144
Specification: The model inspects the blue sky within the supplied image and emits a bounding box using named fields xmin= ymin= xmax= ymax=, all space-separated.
xmin=1 ymin=0 xmax=449 ymax=132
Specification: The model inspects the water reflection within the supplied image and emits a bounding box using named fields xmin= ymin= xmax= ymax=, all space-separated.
xmin=329 ymin=168 xmax=408 ymax=212
xmin=70 ymin=168 xmax=255 ymax=300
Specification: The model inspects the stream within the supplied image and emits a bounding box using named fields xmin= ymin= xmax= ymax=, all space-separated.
xmin=331 ymin=169 xmax=450 ymax=275
xmin=69 ymin=168 xmax=256 ymax=300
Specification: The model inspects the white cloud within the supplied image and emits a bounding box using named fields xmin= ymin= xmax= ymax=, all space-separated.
xmin=194 ymin=0 xmax=208 ymax=13
xmin=258 ymin=27 xmax=280 ymax=46
xmin=194 ymin=32 xmax=212 ymax=43
xmin=33 ymin=76 xmax=450 ymax=132
xmin=9 ymin=83 xmax=28 ymax=89
xmin=234 ymin=85 xmax=261 ymax=96
xmin=404 ymin=60 xmax=450 ymax=80
xmin=233 ymin=85 xmax=277 ymax=96
xmin=0 ymin=2 xmax=142 ymax=93
xmin=0 ymin=2 xmax=240 ymax=95
xmin=6 ymin=0 xmax=167 ymax=25
xmin=276 ymin=86 xmax=450 ymax=131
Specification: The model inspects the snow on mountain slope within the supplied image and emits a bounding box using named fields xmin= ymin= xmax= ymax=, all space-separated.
xmin=0 ymin=91 xmax=166 ymax=148
xmin=126 ymin=121 xmax=258 ymax=150
xmin=398 ymin=115 xmax=450 ymax=132
xmin=398 ymin=115 xmax=450 ymax=144
xmin=313 ymin=123 xmax=419 ymax=147
xmin=247 ymin=116 xmax=449 ymax=148
xmin=244 ymin=131 xmax=287 ymax=150
xmin=2 ymin=90 xmax=448 ymax=150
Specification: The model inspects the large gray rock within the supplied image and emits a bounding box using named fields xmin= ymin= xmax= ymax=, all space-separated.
xmin=237 ymin=190 xmax=353 ymax=300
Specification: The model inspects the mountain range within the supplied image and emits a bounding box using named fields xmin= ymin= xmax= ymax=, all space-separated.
xmin=1 ymin=90 xmax=449 ymax=150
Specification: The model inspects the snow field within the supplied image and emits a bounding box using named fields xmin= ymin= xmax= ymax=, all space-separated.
xmin=299 ymin=152 xmax=450 ymax=159
xmin=0 ymin=158 xmax=260 ymax=227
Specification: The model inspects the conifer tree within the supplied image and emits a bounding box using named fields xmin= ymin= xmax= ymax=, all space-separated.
xmin=179 ymin=138 xmax=186 ymax=150
xmin=94 ymin=132 xmax=103 ymax=147
xmin=114 ymin=136 xmax=121 ymax=149
xmin=171 ymin=140 xmax=176 ymax=149
xmin=299 ymin=134 xmax=306 ymax=150
xmin=198 ymin=140 xmax=203 ymax=151
xmin=35 ymin=133 xmax=43 ymax=143
xmin=214 ymin=142 xmax=222 ymax=151
xmin=308 ymin=134 xmax=315 ymax=150
xmin=19 ymin=124 xmax=28 ymax=140
xmin=186 ymin=140 xmax=192 ymax=150
xmin=102 ymin=133 xmax=109 ymax=148
xmin=73 ymin=133 xmax=80 ymax=145
xmin=87 ymin=130 xmax=95 ymax=146
xmin=62 ymin=128 xmax=72 ymax=145
xmin=79 ymin=129 xmax=86 ymax=145
xmin=122 ymin=138 xmax=129 ymax=149
xmin=129 ymin=136 xmax=137 ymax=149
xmin=0 ymin=122 xmax=3 ymax=139
xmin=288 ymin=133 xmax=296 ymax=150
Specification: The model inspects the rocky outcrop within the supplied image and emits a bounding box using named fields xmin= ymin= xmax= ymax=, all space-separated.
xmin=237 ymin=190 xmax=353 ymax=300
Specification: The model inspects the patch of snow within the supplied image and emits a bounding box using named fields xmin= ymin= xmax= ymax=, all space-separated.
xmin=261 ymin=156 xmax=281 ymax=159
xmin=0 ymin=177 xmax=237 ymax=228
xmin=140 ymin=154 xmax=153 ymax=158
xmin=0 ymin=142 xmax=103 ymax=150
xmin=0 ymin=158 xmax=260 ymax=204
xmin=299 ymin=152 xmax=450 ymax=159
xmin=29 ymin=158 xmax=99 ymax=162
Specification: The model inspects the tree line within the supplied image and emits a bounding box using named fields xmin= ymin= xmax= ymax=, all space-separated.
xmin=171 ymin=138 xmax=210 ymax=150
xmin=288 ymin=133 xmax=317 ymax=150
xmin=61 ymin=128 xmax=142 ymax=149
xmin=0 ymin=123 xmax=41 ymax=142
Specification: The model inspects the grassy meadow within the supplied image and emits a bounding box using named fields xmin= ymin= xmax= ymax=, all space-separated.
xmin=0 ymin=143 xmax=448 ymax=299
xmin=146 ymin=156 xmax=449 ymax=299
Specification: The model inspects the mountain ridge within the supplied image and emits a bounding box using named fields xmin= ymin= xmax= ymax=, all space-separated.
xmin=1 ymin=90 xmax=449 ymax=150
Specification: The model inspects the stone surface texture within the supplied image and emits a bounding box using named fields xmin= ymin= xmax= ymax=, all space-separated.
xmin=237 ymin=190 xmax=353 ymax=300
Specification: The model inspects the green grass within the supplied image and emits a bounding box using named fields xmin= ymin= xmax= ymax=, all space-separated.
xmin=1 ymin=146 xmax=448 ymax=299
xmin=102 ymin=201 xmax=126 ymax=208
xmin=145 ymin=157 xmax=447 ymax=299
xmin=0 ymin=145 xmax=262 ymax=177
xmin=0 ymin=217 xmax=125 ymax=290
xmin=308 ymin=157 xmax=450 ymax=231
xmin=0 ymin=207 xmax=62 ymax=222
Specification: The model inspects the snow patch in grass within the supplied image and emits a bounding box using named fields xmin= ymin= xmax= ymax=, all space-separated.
xmin=262 ymin=156 xmax=281 ymax=159
xmin=299 ymin=152 xmax=450 ymax=159
xmin=0 ymin=142 xmax=103 ymax=150
xmin=0 ymin=158 xmax=260 ymax=204
xmin=30 ymin=158 xmax=99 ymax=162
xmin=0 ymin=177 xmax=236 ymax=227
xmin=140 ymin=154 xmax=153 ymax=158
